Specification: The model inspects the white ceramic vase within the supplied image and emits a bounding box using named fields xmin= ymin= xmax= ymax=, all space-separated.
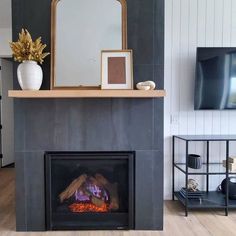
xmin=17 ymin=60 xmax=43 ymax=90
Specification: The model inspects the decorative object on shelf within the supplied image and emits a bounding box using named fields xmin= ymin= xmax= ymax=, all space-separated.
xmin=136 ymin=81 xmax=156 ymax=90
xmin=101 ymin=50 xmax=133 ymax=90
xmin=223 ymin=157 xmax=236 ymax=171
xmin=187 ymin=179 xmax=199 ymax=191
xmin=17 ymin=61 xmax=43 ymax=90
xmin=188 ymin=154 xmax=202 ymax=169
xmin=179 ymin=179 xmax=203 ymax=200
xmin=9 ymin=29 xmax=50 ymax=90
xmin=221 ymin=177 xmax=236 ymax=200
xmin=179 ymin=187 xmax=204 ymax=199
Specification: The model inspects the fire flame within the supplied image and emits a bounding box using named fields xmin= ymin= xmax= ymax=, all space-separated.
xmin=69 ymin=202 xmax=109 ymax=213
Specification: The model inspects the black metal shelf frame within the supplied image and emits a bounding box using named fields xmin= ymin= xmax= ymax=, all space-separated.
xmin=174 ymin=163 xmax=236 ymax=175
xmin=172 ymin=135 xmax=236 ymax=217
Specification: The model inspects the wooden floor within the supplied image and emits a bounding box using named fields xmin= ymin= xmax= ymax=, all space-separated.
xmin=1 ymin=168 xmax=236 ymax=236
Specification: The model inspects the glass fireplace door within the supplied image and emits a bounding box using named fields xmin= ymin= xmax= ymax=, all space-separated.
xmin=45 ymin=152 xmax=134 ymax=230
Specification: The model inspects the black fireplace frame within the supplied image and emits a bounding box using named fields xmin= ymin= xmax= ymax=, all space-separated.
xmin=45 ymin=151 xmax=135 ymax=230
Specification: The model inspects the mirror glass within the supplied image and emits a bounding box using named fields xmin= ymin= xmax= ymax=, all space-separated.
xmin=53 ymin=0 xmax=124 ymax=88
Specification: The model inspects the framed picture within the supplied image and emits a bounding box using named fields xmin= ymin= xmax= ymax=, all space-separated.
xmin=101 ymin=50 xmax=133 ymax=89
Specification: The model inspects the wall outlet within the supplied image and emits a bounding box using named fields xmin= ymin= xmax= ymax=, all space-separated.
xmin=171 ymin=115 xmax=179 ymax=125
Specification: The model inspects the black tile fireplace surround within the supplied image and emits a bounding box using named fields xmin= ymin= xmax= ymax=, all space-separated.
xmin=12 ymin=0 xmax=164 ymax=231
xmin=45 ymin=152 xmax=135 ymax=230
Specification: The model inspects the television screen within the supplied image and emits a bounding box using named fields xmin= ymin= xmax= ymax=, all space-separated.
xmin=194 ymin=47 xmax=236 ymax=110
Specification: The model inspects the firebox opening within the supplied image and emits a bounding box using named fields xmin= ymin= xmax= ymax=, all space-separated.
xmin=45 ymin=152 xmax=135 ymax=230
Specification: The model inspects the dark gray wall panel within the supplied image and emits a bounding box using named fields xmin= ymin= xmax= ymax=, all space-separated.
xmin=12 ymin=0 xmax=164 ymax=231
xmin=15 ymin=152 xmax=45 ymax=231
xmin=154 ymin=0 xmax=165 ymax=66
xmin=17 ymin=99 xmax=156 ymax=152
xmin=15 ymin=152 xmax=26 ymax=231
xmin=24 ymin=152 xmax=45 ymax=231
xmin=14 ymin=100 xmax=26 ymax=152
xmin=24 ymin=100 xmax=55 ymax=151
xmin=133 ymin=65 xmax=154 ymax=85
xmin=155 ymin=65 xmax=165 ymax=89
xmin=135 ymin=151 xmax=163 ymax=230
xmin=154 ymin=99 xmax=164 ymax=152
xmin=127 ymin=0 xmax=154 ymax=65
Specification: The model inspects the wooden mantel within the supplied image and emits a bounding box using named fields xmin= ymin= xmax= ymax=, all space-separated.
xmin=8 ymin=90 xmax=166 ymax=98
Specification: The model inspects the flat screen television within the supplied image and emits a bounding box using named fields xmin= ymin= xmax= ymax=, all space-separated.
xmin=194 ymin=47 xmax=236 ymax=110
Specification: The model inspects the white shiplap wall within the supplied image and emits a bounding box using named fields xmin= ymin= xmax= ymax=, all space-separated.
xmin=164 ymin=0 xmax=236 ymax=199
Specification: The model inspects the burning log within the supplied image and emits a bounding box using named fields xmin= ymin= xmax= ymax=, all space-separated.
xmin=95 ymin=174 xmax=119 ymax=210
xmin=59 ymin=173 xmax=119 ymax=212
xmin=82 ymin=187 xmax=105 ymax=207
xmin=59 ymin=174 xmax=87 ymax=203
xmin=108 ymin=183 xmax=119 ymax=210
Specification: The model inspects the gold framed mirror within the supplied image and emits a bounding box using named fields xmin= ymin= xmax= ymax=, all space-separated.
xmin=50 ymin=0 xmax=127 ymax=90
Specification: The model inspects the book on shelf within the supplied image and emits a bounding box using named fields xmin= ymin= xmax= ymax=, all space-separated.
xmin=179 ymin=188 xmax=204 ymax=199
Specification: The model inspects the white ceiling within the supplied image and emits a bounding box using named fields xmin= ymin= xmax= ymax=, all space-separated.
xmin=0 ymin=0 xmax=11 ymax=28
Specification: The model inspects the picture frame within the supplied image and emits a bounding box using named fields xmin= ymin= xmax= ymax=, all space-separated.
xmin=101 ymin=50 xmax=133 ymax=89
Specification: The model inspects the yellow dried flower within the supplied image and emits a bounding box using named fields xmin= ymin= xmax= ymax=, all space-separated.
xmin=9 ymin=29 xmax=50 ymax=64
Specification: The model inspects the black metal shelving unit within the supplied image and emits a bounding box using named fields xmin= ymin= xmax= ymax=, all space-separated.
xmin=172 ymin=135 xmax=236 ymax=216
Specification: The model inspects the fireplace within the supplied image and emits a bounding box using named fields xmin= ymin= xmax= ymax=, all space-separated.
xmin=45 ymin=152 xmax=135 ymax=230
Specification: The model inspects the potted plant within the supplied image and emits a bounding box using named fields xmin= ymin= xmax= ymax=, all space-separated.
xmin=9 ymin=29 xmax=50 ymax=90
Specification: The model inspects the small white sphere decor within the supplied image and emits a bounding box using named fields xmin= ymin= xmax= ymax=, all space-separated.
xmin=9 ymin=29 xmax=49 ymax=90
xmin=17 ymin=60 xmax=43 ymax=90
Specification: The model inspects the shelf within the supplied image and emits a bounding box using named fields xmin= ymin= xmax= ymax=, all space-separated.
xmin=8 ymin=90 xmax=166 ymax=98
xmin=173 ymin=135 xmax=236 ymax=216
xmin=174 ymin=191 xmax=236 ymax=209
xmin=174 ymin=163 xmax=236 ymax=175
xmin=174 ymin=135 xmax=236 ymax=141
